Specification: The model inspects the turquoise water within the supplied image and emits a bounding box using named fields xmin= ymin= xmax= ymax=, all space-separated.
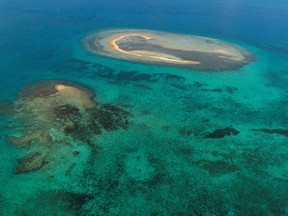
xmin=1 ymin=0 xmax=288 ymax=215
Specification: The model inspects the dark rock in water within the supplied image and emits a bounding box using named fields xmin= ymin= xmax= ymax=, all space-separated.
xmin=206 ymin=127 xmax=239 ymax=138
xmin=53 ymin=104 xmax=80 ymax=118
xmin=72 ymin=151 xmax=79 ymax=155
xmin=14 ymin=152 xmax=47 ymax=175
xmin=92 ymin=104 xmax=130 ymax=131
xmin=252 ymin=128 xmax=288 ymax=136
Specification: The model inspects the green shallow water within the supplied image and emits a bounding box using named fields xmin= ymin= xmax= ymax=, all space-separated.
xmin=1 ymin=0 xmax=288 ymax=215
xmin=1 ymin=42 xmax=288 ymax=215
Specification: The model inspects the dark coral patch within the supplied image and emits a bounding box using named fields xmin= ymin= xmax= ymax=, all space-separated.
xmin=64 ymin=120 xmax=102 ymax=140
xmin=178 ymin=128 xmax=194 ymax=136
xmin=193 ymin=160 xmax=239 ymax=176
xmin=96 ymin=69 xmax=187 ymax=85
xmin=91 ymin=104 xmax=130 ymax=131
xmin=61 ymin=191 xmax=93 ymax=211
xmin=202 ymin=161 xmax=239 ymax=175
xmin=53 ymin=105 xmax=80 ymax=118
xmin=175 ymin=146 xmax=194 ymax=156
xmin=252 ymin=128 xmax=288 ymax=136
xmin=14 ymin=152 xmax=47 ymax=175
xmin=205 ymin=127 xmax=239 ymax=138
xmin=116 ymin=71 xmax=153 ymax=81
xmin=200 ymin=86 xmax=238 ymax=94
xmin=19 ymin=190 xmax=93 ymax=215
xmin=62 ymin=104 xmax=130 ymax=140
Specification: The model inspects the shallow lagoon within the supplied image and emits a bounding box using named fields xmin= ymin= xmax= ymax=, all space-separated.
xmin=0 ymin=0 xmax=288 ymax=215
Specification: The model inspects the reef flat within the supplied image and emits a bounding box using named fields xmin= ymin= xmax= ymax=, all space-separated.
xmin=6 ymin=80 xmax=130 ymax=174
xmin=82 ymin=29 xmax=254 ymax=71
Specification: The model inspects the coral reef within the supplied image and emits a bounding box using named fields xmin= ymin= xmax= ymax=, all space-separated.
xmin=14 ymin=152 xmax=47 ymax=175
xmin=0 ymin=100 xmax=14 ymax=116
xmin=91 ymin=104 xmax=130 ymax=131
xmin=18 ymin=190 xmax=93 ymax=216
xmin=5 ymin=80 xmax=130 ymax=174
xmin=193 ymin=160 xmax=239 ymax=176
xmin=252 ymin=128 xmax=288 ymax=136
xmin=205 ymin=127 xmax=239 ymax=138
xmin=9 ymin=131 xmax=51 ymax=148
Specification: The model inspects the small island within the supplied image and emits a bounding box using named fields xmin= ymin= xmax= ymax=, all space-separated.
xmin=82 ymin=29 xmax=254 ymax=71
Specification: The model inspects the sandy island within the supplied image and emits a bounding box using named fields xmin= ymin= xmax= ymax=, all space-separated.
xmin=82 ymin=29 xmax=254 ymax=71
xmin=109 ymin=34 xmax=200 ymax=65
xmin=54 ymin=84 xmax=95 ymax=109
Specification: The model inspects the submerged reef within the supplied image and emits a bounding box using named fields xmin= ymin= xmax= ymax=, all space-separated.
xmin=192 ymin=160 xmax=240 ymax=176
xmin=6 ymin=80 xmax=130 ymax=174
xmin=0 ymin=100 xmax=14 ymax=116
xmin=252 ymin=128 xmax=288 ymax=136
xmin=14 ymin=152 xmax=47 ymax=175
xmin=205 ymin=127 xmax=239 ymax=138
xmin=82 ymin=29 xmax=254 ymax=71
xmin=17 ymin=190 xmax=93 ymax=216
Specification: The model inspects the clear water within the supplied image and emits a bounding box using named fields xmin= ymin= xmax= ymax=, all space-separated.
xmin=1 ymin=0 xmax=288 ymax=215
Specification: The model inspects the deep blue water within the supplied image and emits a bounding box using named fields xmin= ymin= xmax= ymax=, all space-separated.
xmin=1 ymin=0 xmax=288 ymax=215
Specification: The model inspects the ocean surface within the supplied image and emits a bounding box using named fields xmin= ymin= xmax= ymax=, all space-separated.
xmin=1 ymin=0 xmax=288 ymax=215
